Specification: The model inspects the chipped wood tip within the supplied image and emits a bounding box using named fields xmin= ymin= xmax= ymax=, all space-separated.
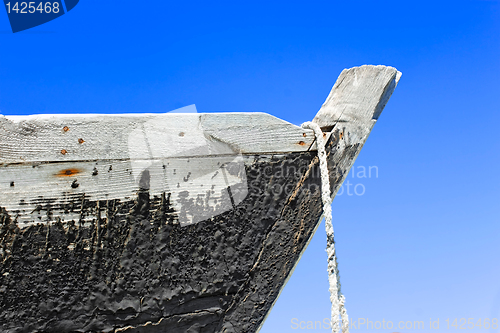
xmin=312 ymin=64 xmax=401 ymax=129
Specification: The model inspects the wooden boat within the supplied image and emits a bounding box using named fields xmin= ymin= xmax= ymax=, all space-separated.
xmin=0 ymin=65 xmax=401 ymax=332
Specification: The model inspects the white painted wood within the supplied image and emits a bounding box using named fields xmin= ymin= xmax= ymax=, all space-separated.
xmin=1 ymin=155 xmax=249 ymax=227
xmin=313 ymin=65 xmax=401 ymax=134
xmin=0 ymin=112 xmax=316 ymax=164
xmin=0 ymin=111 xmax=317 ymax=227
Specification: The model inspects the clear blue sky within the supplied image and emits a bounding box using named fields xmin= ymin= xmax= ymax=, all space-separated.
xmin=1 ymin=1 xmax=499 ymax=332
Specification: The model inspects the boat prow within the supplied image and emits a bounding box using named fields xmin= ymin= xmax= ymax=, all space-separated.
xmin=0 ymin=65 xmax=400 ymax=333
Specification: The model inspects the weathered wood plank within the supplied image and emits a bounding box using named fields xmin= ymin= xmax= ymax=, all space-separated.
xmin=315 ymin=65 xmax=401 ymax=196
xmin=0 ymin=112 xmax=316 ymax=164
xmin=0 ymin=112 xmax=320 ymax=227
xmin=1 ymin=155 xmax=251 ymax=227
xmin=313 ymin=65 xmax=401 ymax=135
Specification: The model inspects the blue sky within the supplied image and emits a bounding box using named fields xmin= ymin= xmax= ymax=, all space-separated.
xmin=1 ymin=1 xmax=499 ymax=332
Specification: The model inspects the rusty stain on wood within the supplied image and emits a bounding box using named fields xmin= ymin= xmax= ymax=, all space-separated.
xmin=61 ymin=149 xmax=67 ymax=155
xmin=78 ymin=138 xmax=85 ymax=144
xmin=63 ymin=126 xmax=69 ymax=132
xmin=55 ymin=168 xmax=82 ymax=177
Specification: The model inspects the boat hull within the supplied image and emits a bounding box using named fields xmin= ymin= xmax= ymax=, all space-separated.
xmin=0 ymin=129 xmax=355 ymax=332
xmin=0 ymin=65 xmax=401 ymax=332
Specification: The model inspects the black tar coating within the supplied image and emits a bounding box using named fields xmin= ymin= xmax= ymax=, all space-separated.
xmin=0 ymin=130 xmax=359 ymax=333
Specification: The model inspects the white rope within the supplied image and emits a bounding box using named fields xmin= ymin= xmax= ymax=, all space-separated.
xmin=301 ymin=122 xmax=349 ymax=333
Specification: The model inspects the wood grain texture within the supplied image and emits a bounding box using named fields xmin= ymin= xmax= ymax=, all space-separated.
xmin=0 ymin=112 xmax=316 ymax=164
xmin=0 ymin=112 xmax=317 ymax=227
xmin=313 ymin=65 xmax=401 ymax=134
xmin=1 ymin=156 xmax=250 ymax=228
